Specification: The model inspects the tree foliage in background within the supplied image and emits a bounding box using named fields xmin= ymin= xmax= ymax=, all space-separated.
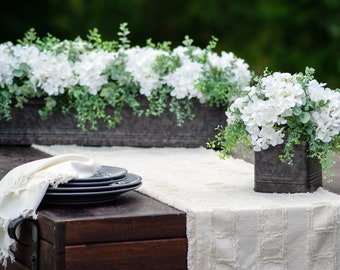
xmin=0 ymin=0 xmax=339 ymax=88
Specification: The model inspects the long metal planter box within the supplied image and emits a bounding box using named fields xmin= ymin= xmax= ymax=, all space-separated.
xmin=0 ymin=99 xmax=225 ymax=147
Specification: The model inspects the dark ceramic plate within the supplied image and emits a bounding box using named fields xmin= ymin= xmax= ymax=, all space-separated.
xmin=58 ymin=178 xmax=121 ymax=187
xmin=48 ymin=174 xmax=141 ymax=192
xmin=72 ymin=165 xmax=128 ymax=181
xmin=43 ymin=183 xmax=142 ymax=205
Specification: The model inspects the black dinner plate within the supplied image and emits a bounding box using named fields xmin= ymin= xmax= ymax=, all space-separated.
xmin=72 ymin=165 xmax=128 ymax=181
xmin=43 ymin=183 xmax=142 ymax=205
xmin=58 ymin=178 xmax=122 ymax=187
xmin=48 ymin=174 xmax=141 ymax=193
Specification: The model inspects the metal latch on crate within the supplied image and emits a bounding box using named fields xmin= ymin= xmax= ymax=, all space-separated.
xmin=7 ymin=217 xmax=39 ymax=270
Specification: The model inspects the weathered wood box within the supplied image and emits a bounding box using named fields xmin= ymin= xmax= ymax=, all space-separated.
xmin=5 ymin=192 xmax=187 ymax=270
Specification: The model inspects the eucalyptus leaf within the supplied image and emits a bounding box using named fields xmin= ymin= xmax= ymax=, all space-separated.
xmin=300 ymin=112 xmax=311 ymax=123
xmin=292 ymin=106 xmax=302 ymax=116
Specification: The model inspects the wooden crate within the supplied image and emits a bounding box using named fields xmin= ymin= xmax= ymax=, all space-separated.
xmin=5 ymin=192 xmax=187 ymax=270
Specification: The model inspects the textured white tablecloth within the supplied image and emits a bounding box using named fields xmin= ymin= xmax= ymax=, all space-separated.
xmin=33 ymin=145 xmax=340 ymax=270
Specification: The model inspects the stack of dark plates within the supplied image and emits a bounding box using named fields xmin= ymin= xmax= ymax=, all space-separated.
xmin=43 ymin=165 xmax=142 ymax=205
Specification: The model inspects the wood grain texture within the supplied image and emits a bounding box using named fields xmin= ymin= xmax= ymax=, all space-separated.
xmin=5 ymin=261 xmax=28 ymax=270
xmin=65 ymin=238 xmax=187 ymax=270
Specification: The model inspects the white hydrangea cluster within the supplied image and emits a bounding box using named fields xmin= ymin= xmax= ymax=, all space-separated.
xmin=0 ymin=43 xmax=16 ymax=87
xmin=0 ymin=43 xmax=116 ymax=95
xmin=161 ymin=46 xmax=252 ymax=103
xmin=207 ymin=51 xmax=251 ymax=87
xmin=165 ymin=59 xmax=204 ymax=101
xmin=0 ymin=43 xmax=42 ymax=88
xmin=227 ymin=71 xmax=340 ymax=151
xmin=308 ymin=80 xmax=340 ymax=142
xmin=28 ymin=50 xmax=76 ymax=95
xmin=172 ymin=45 xmax=205 ymax=61
xmin=162 ymin=46 xmax=205 ymax=101
xmin=207 ymin=51 xmax=234 ymax=70
xmin=73 ymin=50 xmax=116 ymax=94
xmin=233 ymin=58 xmax=253 ymax=87
xmin=125 ymin=47 xmax=167 ymax=96
xmin=11 ymin=44 xmax=40 ymax=66
xmin=0 ymin=41 xmax=252 ymax=104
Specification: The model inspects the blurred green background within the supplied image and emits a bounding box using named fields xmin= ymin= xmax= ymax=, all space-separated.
xmin=1 ymin=0 xmax=339 ymax=88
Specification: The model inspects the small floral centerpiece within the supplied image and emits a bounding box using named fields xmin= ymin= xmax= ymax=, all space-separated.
xmin=0 ymin=23 xmax=251 ymax=130
xmin=209 ymin=67 xmax=340 ymax=184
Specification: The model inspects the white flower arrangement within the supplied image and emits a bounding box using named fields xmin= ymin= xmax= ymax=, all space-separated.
xmin=209 ymin=67 xmax=340 ymax=180
xmin=0 ymin=23 xmax=252 ymax=129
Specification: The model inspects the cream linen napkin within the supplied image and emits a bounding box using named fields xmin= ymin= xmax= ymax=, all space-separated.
xmin=0 ymin=154 xmax=101 ymax=267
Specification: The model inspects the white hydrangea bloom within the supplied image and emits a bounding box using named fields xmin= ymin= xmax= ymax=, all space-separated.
xmin=207 ymin=51 xmax=234 ymax=70
xmin=172 ymin=46 xmax=205 ymax=62
xmin=226 ymin=95 xmax=249 ymax=124
xmin=1 ymin=44 xmax=40 ymax=92
xmin=253 ymin=126 xmax=285 ymax=151
xmin=207 ymin=51 xmax=251 ymax=88
xmin=28 ymin=50 xmax=77 ymax=95
xmin=233 ymin=58 xmax=252 ymax=87
xmin=238 ymin=98 xmax=285 ymax=150
xmin=261 ymin=72 xmax=305 ymax=106
xmin=125 ymin=47 xmax=167 ymax=96
xmin=11 ymin=45 xmax=40 ymax=67
xmin=309 ymin=86 xmax=340 ymax=142
xmin=172 ymin=46 xmax=188 ymax=59
xmin=164 ymin=58 xmax=204 ymax=101
xmin=190 ymin=47 xmax=205 ymax=59
xmin=307 ymin=79 xmax=329 ymax=102
xmin=73 ymin=50 xmax=116 ymax=94
xmin=0 ymin=43 xmax=15 ymax=87
xmin=308 ymin=81 xmax=340 ymax=143
xmin=162 ymin=46 xmax=208 ymax=102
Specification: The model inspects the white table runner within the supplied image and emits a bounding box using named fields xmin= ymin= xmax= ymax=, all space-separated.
xmin=33 ymin=145 xmax=340 ymax=269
